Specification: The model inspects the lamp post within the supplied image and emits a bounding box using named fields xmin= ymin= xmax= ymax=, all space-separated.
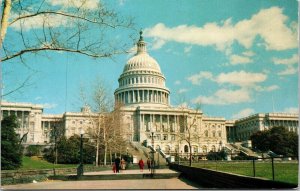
xmin=150 ymin=131 xmax=155 ymax=177
xmin=77 ymin=129 xmax=84 ymax=178
xmin=52 ymin=125 xmax=58 ymax=176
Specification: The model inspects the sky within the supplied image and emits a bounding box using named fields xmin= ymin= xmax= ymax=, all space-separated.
xmin=2 ymin=0 xmax=299 ymax=120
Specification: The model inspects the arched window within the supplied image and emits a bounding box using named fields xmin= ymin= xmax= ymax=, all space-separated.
xmin=202 ymin=146 xmax=207 ymax=153
xmin=184 ymin=145 xmax=189 ymax=153
xmin=218 ymin=131 xmax=222 ymax=137
xmin=211 ymin=145 xmax=216 ymax=152
xmin=212 ymin=131 xmax=216 ymax=137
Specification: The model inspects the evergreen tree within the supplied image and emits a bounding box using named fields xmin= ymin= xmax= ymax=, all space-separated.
xmin=1 ymin=115 xmax=23 ymax=170
xmin=251 ymin=126 xmax=298 ymax=156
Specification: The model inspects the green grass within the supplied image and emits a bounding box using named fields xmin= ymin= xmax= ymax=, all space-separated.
xmin=190 ymin=161 xmax=298 ymax=185
xmin=21 ymin=156 xmax=78 ymax=170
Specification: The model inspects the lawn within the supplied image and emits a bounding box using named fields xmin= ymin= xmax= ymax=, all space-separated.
xmin=21 ymin=156 xmax=78 ymax=170
xmin=190 ymin=160 xmax=298 ymax=185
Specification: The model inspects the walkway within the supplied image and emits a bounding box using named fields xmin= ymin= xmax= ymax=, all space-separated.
xmin=2 ymin=169 xmax=201 ymax=190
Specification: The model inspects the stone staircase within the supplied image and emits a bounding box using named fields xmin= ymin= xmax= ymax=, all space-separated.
xmin=129 ymin=142 xmax=168 ymax=167
xmin=229 ymin=143 xmax=260 ymax=158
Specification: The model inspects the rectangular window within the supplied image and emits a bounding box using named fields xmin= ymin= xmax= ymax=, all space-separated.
xmin=171 ymin=135 xmax=175 ymax=140
xmin=163 ymin=134 xmax=168 ymax=141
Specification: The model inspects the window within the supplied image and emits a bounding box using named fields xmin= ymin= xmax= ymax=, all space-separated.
xmin=163 ymin=134 xmax=168 ymax=141
xmin=171 ymin=134 xmax=175 ymax=141
xmin=156 ymin=134 xmax=161 ymax=140
xmin=205 ymin=130 xmax=208 ymax=137
xmin=193 ymin=146 xmax=198 ymax=153
xmin=184 ymin=145 xmax=189 ymax=153
xmin=218 ymin=131 xmax=222 ymax=137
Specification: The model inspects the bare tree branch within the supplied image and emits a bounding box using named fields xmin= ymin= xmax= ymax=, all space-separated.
xmin=9 ymin=11 xmax=119 ymax=28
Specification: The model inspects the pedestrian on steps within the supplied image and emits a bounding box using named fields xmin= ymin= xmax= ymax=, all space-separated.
xmin=147 ymin=158 xmax=151 ymax=171
xmin=138 ymin=158 xmax=144 ymax=172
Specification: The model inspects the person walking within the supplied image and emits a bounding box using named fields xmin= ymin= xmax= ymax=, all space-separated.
xmin=121 ymin=158 xmax=126 ymax=170
xmin=147 ymin=158 xmax=151 ymax=171
xmin=138 ymin=158 xmax=144 ymax=172
xmin=112 ymin=163 xmax=116 ymax=173
xmin=115 ymin=156 xmax=121 ymax=173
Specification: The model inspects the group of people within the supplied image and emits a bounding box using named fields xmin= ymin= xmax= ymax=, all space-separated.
xmin=112 ymin=157 xmax=126 ymax=173
xmin=113 ymin=157 xmax=154 ymax=173
xmin=138 ymin=158 xmax=153 ymax=172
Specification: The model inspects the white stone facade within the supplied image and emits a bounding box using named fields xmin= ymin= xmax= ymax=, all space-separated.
xmin=233 ymin=113 xmax=299 ymax=142
xmin=1 ymin=102 xmax=44 ymax=144
xmin=1 ymin=33 xmax=298 ymax=152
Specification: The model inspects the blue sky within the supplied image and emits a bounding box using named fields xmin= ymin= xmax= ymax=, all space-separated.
xmin=2 ymin=0 xmax=298 ymax=119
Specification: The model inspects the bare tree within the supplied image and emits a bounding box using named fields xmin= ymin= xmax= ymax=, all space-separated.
xmin=176 ymin=103 xmax=202 ymax=167
xmin=0 ymin=0 xmax=135 ymax=96
xmin=79 ymin=80 xmax=126 ymax=166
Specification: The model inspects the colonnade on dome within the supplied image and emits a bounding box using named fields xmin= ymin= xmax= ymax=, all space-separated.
xmin=115 ymin=89 xmax=169 ymax=105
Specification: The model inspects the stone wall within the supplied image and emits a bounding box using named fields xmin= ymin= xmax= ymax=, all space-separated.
xmin=1 ymin=166 xmax=109 ymax=185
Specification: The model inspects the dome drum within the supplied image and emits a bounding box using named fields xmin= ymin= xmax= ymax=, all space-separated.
xmin=115 ymin=88 xmax=170 ymax=106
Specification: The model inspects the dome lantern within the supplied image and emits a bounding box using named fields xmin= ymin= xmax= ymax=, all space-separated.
xmin=137 ymin=30 xmax=147 ymax=54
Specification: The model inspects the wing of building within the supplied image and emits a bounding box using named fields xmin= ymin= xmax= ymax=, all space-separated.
xmin=1 ymin=32 xmax=298 ymax=156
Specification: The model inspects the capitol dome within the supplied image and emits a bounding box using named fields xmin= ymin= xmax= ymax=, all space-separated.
xmin=114 ymin=31 xmax=170 ymax=107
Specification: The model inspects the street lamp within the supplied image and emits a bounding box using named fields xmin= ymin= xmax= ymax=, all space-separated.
xmin=150 ymin=131 xmax=155 ymax=177
xmin=77 ymin=129 xmax=84 ymax=178
xmin=52 ymin=125 xmax=58 ymax=176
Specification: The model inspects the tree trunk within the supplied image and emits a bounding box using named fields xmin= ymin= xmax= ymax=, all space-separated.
xmin=95 ymin=139 xmax=99 ymax=167
xmin=0 ymin=0 xmax=11 ymax=45
xmin=104 ymin=143 xmax=107 ymax=165
xmin=189 ymin=143 xmax=192 ymax=167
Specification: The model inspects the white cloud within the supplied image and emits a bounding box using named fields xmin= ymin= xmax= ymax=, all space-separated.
xmin=242 ymin=51 xmax=255 ymax=57
xmin=145 ymin=7 xmax=297 ymax=52
xmin=151 ymin=39 xmax=166 ymax=50
xmin=273 ymin=54 xmax=298 ymax=76
xmin=11 ymin=13 xmax=71 ymax=31
xmin=35 ymin=96 xmax=42 ymax=100
xmin=187 ymin=71 xmax=213 ymax=85
xmin=273 ymin=54 xmax=298 ymax=65
xmin=216 ymin=71 xmax=267 ymax=87
xmin=177 ymin=102 xmax=189 ymax=109
xmin=232 ymin=108 xmax=255 ymax=119
xmin=178 ymin=88 xmax=188 ymax=94
xmin=278 ymin=66 xmax=298 ymax=75
xmin=119 ymin=0 xmax=126 ymax=6
xmin=283 ymin=107 xmax=299 ymax=113
xmin=42 ymin=103 xmax=58 ymax=109
xmin=47 ymin=0 xmax=99 ymax=10
xmin=230 ymin=54 xmax=253 ymax=65
xmin=255 ymin=85 xmax=279 ymax=92
xmin=192 ymin=88 xmax=252 ymax=105
xmin=174 ymin=80 xmax=181 ymax=85
xmin=184 ymin=46 xmax=192 ymax=54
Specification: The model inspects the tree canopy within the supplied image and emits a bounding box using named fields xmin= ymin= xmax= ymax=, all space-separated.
xmin=1 ymin=115 xmax=23 ymax=170
xmin=43 ymin=135 xmax=95 ymax=164
xmin=250 ymin=126 xmax=298 ymax=157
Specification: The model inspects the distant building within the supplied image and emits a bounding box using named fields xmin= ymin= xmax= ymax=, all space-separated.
xmin=230 ymin=113 xmax=298 ymax=142
xmin=1 ymin=102 xmax=44 ymax=144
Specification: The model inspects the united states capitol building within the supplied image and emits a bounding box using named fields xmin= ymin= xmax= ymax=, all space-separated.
xmin=1 ymin=32 xmax=298 ymax=155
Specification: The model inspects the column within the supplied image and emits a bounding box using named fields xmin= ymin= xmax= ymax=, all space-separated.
xmin=160 ymin=114 xmax=162 ymax=131
xmin=133 ymin=90 xmax=135 ymax=103
xmin=143 ymin=114 xmax=145 ymax=131
xmin=137 ymin=90 xmax=140 ymax=102
xmin=167 ymin=115 xmax=170 ymax=132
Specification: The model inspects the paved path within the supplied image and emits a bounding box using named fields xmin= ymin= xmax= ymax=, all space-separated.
xmin=2 ymin=169 xmax=202 ymax=190
xmin=68 ymin=168 xmax=178 ymax=175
